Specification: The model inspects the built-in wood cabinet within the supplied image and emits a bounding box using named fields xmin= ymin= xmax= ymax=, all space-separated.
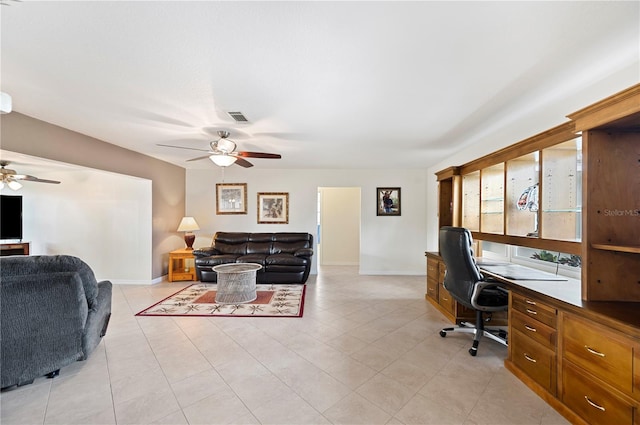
xmin=455 ymin=121 xmax=582 ymax=257
xmin=434 ymin=83 xmax=640 ymax=425
xmin=425 ymin=252 xmax=475 ymax=324
xmin=580 ymin=130 xmax=640 ymax=301
xmin=560 ymin=312 xmax=640 ymax=425
xmin=509 ymin=292 xmax=558 ymax=395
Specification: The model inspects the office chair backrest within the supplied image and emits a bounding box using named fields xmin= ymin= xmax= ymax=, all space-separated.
xmin=438 ymin=226 xmax=483 ymax=309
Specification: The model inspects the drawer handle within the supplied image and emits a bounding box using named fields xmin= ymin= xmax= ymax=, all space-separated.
xmin=585 ymin=346 xmax=605 ymax=357
xmin=525 ymin=299 xmax=537 ymax=305
xmin=523 ymin=353 xmax=537 ymax=363
xmin=584 ymin=396 xmax=605 ymax=412
xmin=525 ymin=309 xmax=538 ymax=315
xmin=442 ymin=297 xmax=449 ymax=301
xmin=524 ymin=325 xmax=537 ymax=332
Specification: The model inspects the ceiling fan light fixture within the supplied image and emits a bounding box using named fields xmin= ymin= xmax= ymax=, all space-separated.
xmin=209 ymin=155 xmax=237 ymax=167
xmin=7 ymin=180 xmax=22 ymax=190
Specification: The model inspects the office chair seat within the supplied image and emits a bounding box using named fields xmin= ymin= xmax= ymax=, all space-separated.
xmin=438 ymin=226 xmax=509 ymax=356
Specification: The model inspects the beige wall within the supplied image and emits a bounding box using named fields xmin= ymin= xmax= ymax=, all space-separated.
xmin=319 ymin=187 xmax=360 ymax=266
xmin=0 ymin=112 xmax=185 ymax=279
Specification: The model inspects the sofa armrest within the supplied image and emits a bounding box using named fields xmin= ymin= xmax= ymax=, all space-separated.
xmin=294 ymin=248 xmax=314 ymax=257
xmin=193 ymin=247 xmax=219 ymax=257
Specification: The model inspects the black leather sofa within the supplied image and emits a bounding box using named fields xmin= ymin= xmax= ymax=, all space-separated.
xmin=193 ymin=232 xmax=314 ymax=284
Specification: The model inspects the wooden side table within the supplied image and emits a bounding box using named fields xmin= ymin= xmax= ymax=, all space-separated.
xmin=168 ymin=249 xmax=197 ymax=282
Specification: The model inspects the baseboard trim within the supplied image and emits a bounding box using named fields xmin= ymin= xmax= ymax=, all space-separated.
xmin=107 ymin=275 xmax=165 ymax=285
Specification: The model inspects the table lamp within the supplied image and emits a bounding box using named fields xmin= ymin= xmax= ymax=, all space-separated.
xmin=177 ymin=216 xmax=200 ymax=250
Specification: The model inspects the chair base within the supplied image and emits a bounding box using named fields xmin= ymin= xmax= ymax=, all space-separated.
xmin=439 ymin=312 xmax=508 ymax=356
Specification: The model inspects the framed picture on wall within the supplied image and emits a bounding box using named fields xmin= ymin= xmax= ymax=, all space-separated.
xmin=377 ymin=187 xmax=401 ymax=216
xmin=257 ymin=192 xmax=289 ymax=224
xmin=216 ymin=183 xmax=247 ymax=215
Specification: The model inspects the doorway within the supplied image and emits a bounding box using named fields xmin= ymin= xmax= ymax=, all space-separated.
xmin=317 ymin=187 xmax=361 ymax=265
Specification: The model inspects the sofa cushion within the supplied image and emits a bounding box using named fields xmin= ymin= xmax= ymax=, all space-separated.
xmin=237 ymin=254 xmax=268 ymax=265
xmin=266 ymin=253 xmax=308 ymax=266
xmin=247 ymin=241 xmax=272 ymax=254
xmin=196 ymin=255 xmax=239 ymax=267
xmin=248 ymin=233 xmax=275 ymax=243
xmin=212 ymin=241 xmax=247 ymax=256
xmin=273 ymin=240 xmax=310 ymax=254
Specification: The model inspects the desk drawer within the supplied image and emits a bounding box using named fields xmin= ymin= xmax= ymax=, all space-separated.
xmin=438 ymin=283 xmax=455 ymax=314
xmin=511 ymin=329 xmax=555 ymax=394
xmin=563 ymin=362 xmax=634 ymax=425
xmin=563 ymin=313 xmax=633 ymax=395
xmin=426 ymin=277 xmax=438 ymax=299
xmin=427 ymin=258 xmax=438 ymax=278
xmin=511 ymin=293 xmax=556 ymax=328
xmin=511 ymin=309 xmax=556 ymax=350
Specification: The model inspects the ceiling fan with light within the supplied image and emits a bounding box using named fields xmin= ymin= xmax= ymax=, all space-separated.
xmin=158 ymin=130 xmax=281 ymax=168
xmin=0 ymin=161 xmax=61 ymax=190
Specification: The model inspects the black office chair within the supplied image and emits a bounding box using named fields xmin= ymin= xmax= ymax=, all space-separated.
xmin=438 ymin=226 xmax=508 ymax=356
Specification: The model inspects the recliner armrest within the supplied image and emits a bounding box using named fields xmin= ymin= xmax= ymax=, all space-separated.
xmin=193 ymin=247 xmax=219 ymax=257
xmin=294 ymin=248 xmax=313 ymax=257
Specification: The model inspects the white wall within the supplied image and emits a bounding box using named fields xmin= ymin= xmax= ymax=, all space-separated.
xmin=186 ymin=168 xmax=428 ymax=275
xmin=15 ymin=164 xmax=153 ymax=283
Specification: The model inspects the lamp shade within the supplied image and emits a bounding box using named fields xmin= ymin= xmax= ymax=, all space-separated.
xmin=209 ymin=155 xmax=237 ymax=167
xmin=177 ymin=216 xmax=199 ymax=232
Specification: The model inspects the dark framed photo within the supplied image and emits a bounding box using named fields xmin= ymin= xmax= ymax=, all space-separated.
xmin=377 ymin=187 xmax=401 ymax=216
xmin=216 ymin=183 xmax=247 ymax=215
xmin=257 ymin=192 xmax=289 ymax=224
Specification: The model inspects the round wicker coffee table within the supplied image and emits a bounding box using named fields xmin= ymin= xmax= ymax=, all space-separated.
xmin=212 ymin=263 xmax=262 ymax=304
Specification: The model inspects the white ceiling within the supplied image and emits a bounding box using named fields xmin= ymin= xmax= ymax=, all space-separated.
xmin=1 ymin=1 xmax=639 ymax=171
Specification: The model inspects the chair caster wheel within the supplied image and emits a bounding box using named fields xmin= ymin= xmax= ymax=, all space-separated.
xmin=439 ymin=330 xmax=447 ymax=337
xmin=469 ymin=348 xmax=477 ymax=356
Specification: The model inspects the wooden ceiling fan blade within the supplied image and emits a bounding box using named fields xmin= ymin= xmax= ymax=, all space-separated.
xmin=234 ymin=158 xmax=254 ymax=168
xmin=17 ymin=175 xmax=61 ymax=184
xmin=186 ymin=155 xmax=213 ymax=162
xmin=157 ymin=143 xmax=210 ymax=153
xmin=236 ymin=151 xmax=282 ymax=159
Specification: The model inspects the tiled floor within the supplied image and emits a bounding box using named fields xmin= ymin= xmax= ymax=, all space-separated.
xmin=1 ymin=266 xmax=569 ymax=425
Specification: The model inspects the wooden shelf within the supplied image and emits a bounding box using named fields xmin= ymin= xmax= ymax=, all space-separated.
xmin=591 ymin=244 xmax=640 ymax=254
xmin=0 ymin=242 xmax=30 ymax=256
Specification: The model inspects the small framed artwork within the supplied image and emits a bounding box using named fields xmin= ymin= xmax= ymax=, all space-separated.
xmin=257 ymin=192 xmax=289 ymax=224
xmin=377 ymin=187 xmax=401 ymax=216
xmin=216 ymin=183 xmax=248 ymax=215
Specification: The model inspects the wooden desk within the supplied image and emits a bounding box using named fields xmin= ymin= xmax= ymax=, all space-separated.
xmin=483 ymin=266 xmax=640 ymax=425
xmin=168 ymin=249 xmax=196 ymax=282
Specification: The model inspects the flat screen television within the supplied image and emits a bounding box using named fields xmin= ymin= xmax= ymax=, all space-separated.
xmin=0 ymin=195 xmax=23 ymax=240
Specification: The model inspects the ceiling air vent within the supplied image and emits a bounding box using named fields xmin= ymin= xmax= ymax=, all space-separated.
xmin=228 ymin=111 xmax=249 ymax=123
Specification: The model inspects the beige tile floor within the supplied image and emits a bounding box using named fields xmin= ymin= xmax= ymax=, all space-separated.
xmin=1 ymin=266 xmax=569 ymax=425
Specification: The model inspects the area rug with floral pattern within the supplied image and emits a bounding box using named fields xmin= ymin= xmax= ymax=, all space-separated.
xmin=135 ymin=283 xmax=306 ymax=317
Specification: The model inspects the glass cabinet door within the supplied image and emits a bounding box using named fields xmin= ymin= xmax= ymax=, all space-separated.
xmin=541 ymin=138 xmax=582 ymax=241
xmin=480 ymin=163 xmax=505 ymax=234
xmin=462 ymin=171 xmax=480 ymax=232
xmin=506 ymin=152 xmax=539 ymax=237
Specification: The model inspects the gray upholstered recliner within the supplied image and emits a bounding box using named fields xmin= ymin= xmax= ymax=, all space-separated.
xmin=0 ymin=255 xmax=112 ymax=389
